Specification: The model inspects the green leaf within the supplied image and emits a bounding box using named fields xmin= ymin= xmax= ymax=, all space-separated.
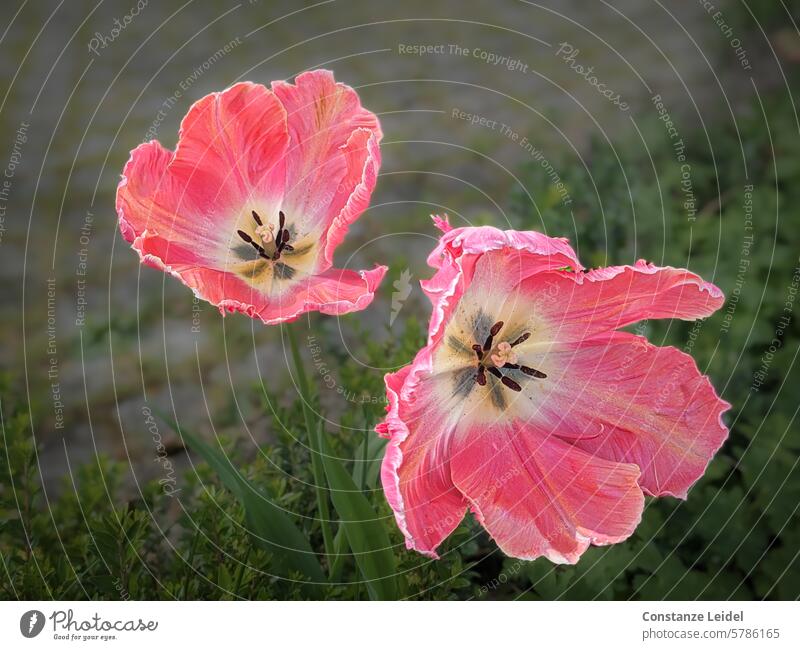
xmin=157 ymin=412 xmax=325 ymax=592
xmin=319 ymin=425 xmax=397 ymax=600
xmin=351 ymin=433 xmax=386 ymax=491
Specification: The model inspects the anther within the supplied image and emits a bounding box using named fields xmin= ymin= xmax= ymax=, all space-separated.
xmin=472 ymin=344 xmax=484 ymax=360
xmin=251 ymin=210 xmax=263 ymax=226
xmin=269 ymin=210 xmax=293 ymax=261
xmin=519 ymin=365 xmax=547 ymax=378
xmin=510 ymin=332 xmax=530 ymax=347
xmin=483 ymin=321 xmax=504 ymax=351
xmin=486 ymin=367 xmax=503 ymax=380
xmin=475 ymin=366 xmax=487 ymax=386
xmin=501 ymin=376 xmax=522 ymax=392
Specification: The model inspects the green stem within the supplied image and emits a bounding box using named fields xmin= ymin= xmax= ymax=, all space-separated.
xmin=286 ymin=324 xmax=335 ymax=571
xmin=358 ymin=418 xmax=369 ymax=492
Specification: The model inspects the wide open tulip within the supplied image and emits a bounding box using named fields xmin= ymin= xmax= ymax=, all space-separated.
xmin=377 ymin=216 xmax=730 ymax=563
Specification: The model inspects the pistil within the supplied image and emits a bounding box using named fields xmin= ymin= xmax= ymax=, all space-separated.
xmin=471 ymin=320 xmax=546 ymax=391
xmin=238 ymin=209 xmax=295 ymax=262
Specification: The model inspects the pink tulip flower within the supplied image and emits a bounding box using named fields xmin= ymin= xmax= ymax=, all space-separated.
xmin=377 ymin=216 xmax=730 ymax=563
xmin=116 ymin=70 xmax=386 ymax=324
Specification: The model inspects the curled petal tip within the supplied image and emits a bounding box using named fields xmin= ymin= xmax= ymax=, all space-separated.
xmin=431 ymin=214 xmax=452 ymax=233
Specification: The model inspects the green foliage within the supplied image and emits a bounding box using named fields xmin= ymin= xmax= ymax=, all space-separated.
xmin=319 ymin=421 xmax=398 ymax=600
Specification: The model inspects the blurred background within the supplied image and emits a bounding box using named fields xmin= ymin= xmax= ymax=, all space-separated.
xmin=1 ymin=0 xmax=799 ymax=600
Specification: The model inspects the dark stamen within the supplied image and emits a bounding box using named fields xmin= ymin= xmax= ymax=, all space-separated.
xmin=268 ymin=210 xmax=292 ymax=261
xmin=486 ymin=366 xmax=503 ymax=379
xmin=251 ymin=210 xmax=263 ymax=226
xmin=511 ymin=332 xmax=530 ymax=347
xmin=470 ymin=320 xmax=543 ymax=395
xmin=520 ymin=365 xmax=547 ymax=378
xmin=275 ymin=214 xmax=286 ymax=247
xmin=238 ymin=230 xmax=269 ymax=258
xmin=484 ymin=321 xmax=504 ymax=351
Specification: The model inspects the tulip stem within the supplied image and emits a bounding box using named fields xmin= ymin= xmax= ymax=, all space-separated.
xmin=359 ymin=405 xmax=370 ymax=492
xmin=286 ymin=324 xmax=335 ymax=571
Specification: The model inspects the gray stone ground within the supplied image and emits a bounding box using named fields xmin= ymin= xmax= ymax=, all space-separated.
xmin=0 ymin=0 xmax=772 ymax=490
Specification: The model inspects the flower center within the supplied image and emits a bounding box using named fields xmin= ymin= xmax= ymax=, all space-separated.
xmin=237 ymin=209 xmax=295 ymax=262
xmin=471 ymin=321 xmax=546 ymax=392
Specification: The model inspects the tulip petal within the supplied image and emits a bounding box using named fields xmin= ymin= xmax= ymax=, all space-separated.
xmin=520 ymin=260 xmax=725 ymax=342
xmin=451 ymin=423 xmax=643 ymax=563
xmin=421 ymin=225 xmax=583 ymax=346
xmin=380 ymin=359 xmax=468 ymax=557
xmin=216 ymin=264 xmax=388 ymax=325
xmin=117 ymin=83 xmax=289 ymax=260
xmin=171 ymin=81 xmax=288 ymax=208
xmin=117 ymin=140 xmax=220 ymax=259
xmin=273 ymin=70 xmax=381 ymax=239
xmin=320 ymin=128 xmax=381 ymax=268
xmin=537 ymin=331 xmax=730 ymax=498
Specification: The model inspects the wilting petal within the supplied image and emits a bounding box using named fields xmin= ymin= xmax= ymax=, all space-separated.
xmin=273 ymin=70 xmax=381 ymax=238
xmin=538 ymin=331 xmax=731 ymax=498
xmin=520 ymin=260 xmax=724 ymax=342
xmin=380 ymin=355 xmax=468 ymax=557
xmin=450 ymin=422 xmax=643 ymax=563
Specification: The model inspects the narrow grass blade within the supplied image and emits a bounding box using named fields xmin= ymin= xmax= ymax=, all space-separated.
xmin=319 ymin=424 xmax=397 ymax=600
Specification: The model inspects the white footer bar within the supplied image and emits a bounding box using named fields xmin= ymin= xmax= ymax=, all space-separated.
xmin=1 ymin=601 xmax=796 ymax=648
